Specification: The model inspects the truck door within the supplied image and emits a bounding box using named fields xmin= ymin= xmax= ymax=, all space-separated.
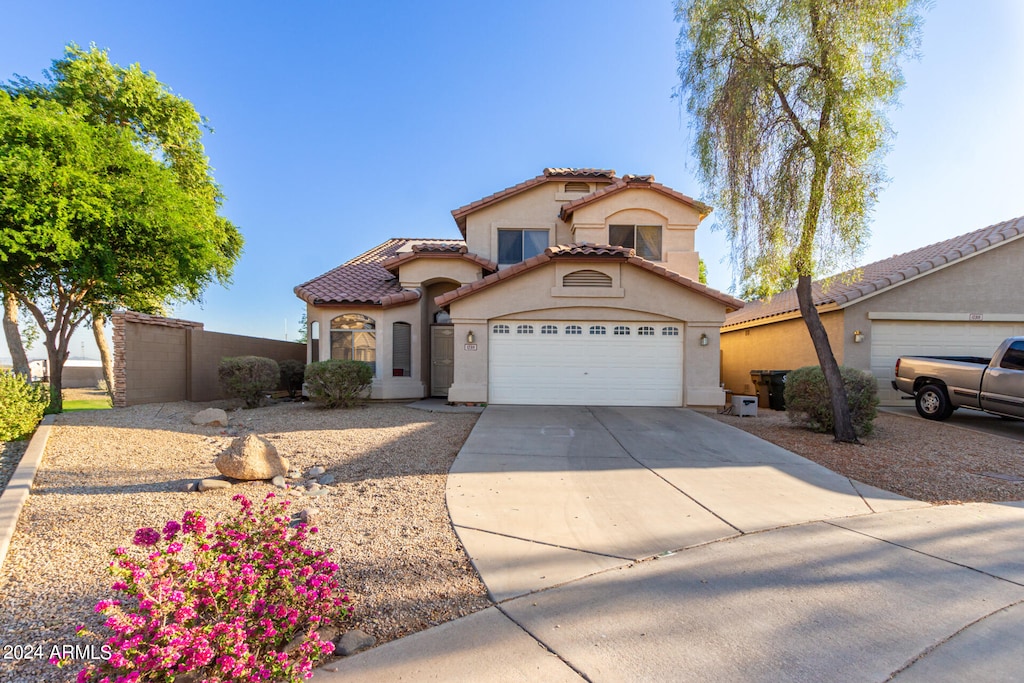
xmin=980 ymin=340 xmax=1024 ymax=418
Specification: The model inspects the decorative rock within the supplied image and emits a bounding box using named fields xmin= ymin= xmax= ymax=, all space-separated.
xmin=305 ymin=488 xmax=329 ymax=497
xmin=271 ymin=475 xmax=287 ymax=489
xmin=182 ymin=480 xmax=198 ymax=493
xmin=307 ymin=466 xmax=326 ymax=477
xmin=288 ymin=470 xmax=302 ymax=479
xmin=191 ymin=408 xmax=229 ymax=427
xmin=337 ymin=629 xmax=375 ymax=657
xmin=318 ymin=474 xmax=336 ymax=486
xmin=284 ymin=625 xmax=340 ymax=654
xmin=214 ymin=434 xmax=290 ymax=481
xmin=298 ymin=507 xmax=318 ymax=523
xmin=198 ymin=478 xmax=233 ymax=492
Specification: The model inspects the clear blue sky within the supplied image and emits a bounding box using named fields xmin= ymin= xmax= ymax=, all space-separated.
xmin=2 ymin=1 xmax=1022 ymax=361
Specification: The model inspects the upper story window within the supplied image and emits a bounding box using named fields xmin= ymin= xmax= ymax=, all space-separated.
xmin=609 ymin=224 xmax=662 ymax=261
xmin=498 ymin=229 xmax=548 ymax=267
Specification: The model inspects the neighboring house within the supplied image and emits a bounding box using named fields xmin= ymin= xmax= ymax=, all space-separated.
xmin=720 ymin=216 xmax=1024 ymax=405
xmin=295 ymin=167 xmax=743 ymax=407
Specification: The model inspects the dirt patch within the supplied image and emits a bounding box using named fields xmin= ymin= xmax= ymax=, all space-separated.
xmin=707 ymin=409 xmax=1024 ymax=504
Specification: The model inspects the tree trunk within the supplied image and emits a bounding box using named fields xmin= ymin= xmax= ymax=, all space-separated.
xmin=92 ymin=311 xmax=115 ymax=400
xmin=2 ymin=287 xmax=30 ymax=377
xmin=45 ymin=343 xmax=64 ymax=413
xmin=795 ymin=275 xmax=858 ymax=442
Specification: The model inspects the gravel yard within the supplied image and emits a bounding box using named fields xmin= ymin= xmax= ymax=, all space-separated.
xmin=708 ymin=409 xmax=1024 ymax=504
xmin=0 ymin=400 xmax=489 ymax=682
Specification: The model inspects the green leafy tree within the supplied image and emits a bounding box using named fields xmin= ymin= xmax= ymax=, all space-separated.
xmin=297 ymin=311 xmax=308 ymax=344
xmin=676 ymin=0 xmax=924 ymax=442
xmin=0 ymin=46 xmax=241 ymax=411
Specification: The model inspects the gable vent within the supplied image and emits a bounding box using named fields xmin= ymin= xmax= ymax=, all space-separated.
xmin=564 ymin=181 xmax=590 ymax=193
xmin=563 ymin=269 xmax=613 ymax=287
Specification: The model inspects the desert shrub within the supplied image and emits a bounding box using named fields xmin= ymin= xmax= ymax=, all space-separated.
xmin=304 ymin=359 xmax=373 ymax=408
xmin=279 ymin=359 xmax=306 ymax=399
xmin=784 ymin=365 xmax=880 ymax=436
xmin=0 ymin=370 xmax=49 ymax=441
xmin=218 ymin=356 xmax=280 ymax=408
xmin=70 ymin=493 xmax=351 ymax=682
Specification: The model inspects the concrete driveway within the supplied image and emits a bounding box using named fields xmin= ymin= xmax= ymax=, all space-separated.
xmin=316 ymin=406 xmax=1024 ymax=682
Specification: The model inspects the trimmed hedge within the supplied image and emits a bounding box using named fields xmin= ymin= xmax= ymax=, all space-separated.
xmin=304 ymin=360 xmax=373 ymax=408
xmin=218 ymin=356 xmax=280 ymax=409
xmin=0 ymin=371 xmax=49 ymax=441
xmin=783 ymin=365 xmax=880 ymax=436
xmin=279 ymin=359 xmax=306 ymax=399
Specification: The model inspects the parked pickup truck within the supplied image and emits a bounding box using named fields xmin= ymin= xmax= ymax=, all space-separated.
xmin=892 ymin=337 xmax=1024 ymax=421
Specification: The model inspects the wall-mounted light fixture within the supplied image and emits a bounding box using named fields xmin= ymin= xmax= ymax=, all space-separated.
xmin=466 ymin=330 xmax=475 ymax=344
xmin=700 ymin=333 xmax=709 ymax=347
xmin=853 ymin=330 xmax=864 ymax=343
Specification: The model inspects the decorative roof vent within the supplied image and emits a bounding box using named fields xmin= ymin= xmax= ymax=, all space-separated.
xmin=564 ymin=181 xmax=590 ymax=193
xmin=563 ymin=269 xmax=613 ymax=287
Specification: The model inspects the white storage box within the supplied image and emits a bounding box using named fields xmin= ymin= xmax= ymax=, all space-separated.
xmin=732 ymin=395 xmax=758 ymax=417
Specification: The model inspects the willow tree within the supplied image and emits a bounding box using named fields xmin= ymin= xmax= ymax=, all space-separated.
xmin=676 ymin=0 xmax=924 ymax=442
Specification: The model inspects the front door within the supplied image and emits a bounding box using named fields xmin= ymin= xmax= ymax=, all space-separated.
xmin=431 ymin=326 xmax=455 ymax=397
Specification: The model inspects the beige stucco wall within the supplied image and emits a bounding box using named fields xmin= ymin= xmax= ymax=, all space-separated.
xmin=308 ymin=302 xmax=429 ymax=400
xmin=720 ymin=311 xmax=846 ymax=402
xmin=567 ymin=188 xmax=702 ymax=280
xmin=841 ymin=236 xmax=1024 ymax=371
xmin=464 ymin=184 xmax=562 ymax=260
xmin=463 ymin=182 xmax=705 ymax=282
xmin=396 ymin=258 xmax=483 ymax=289
xmin=445 ymin=260 xmax=729 ymax=407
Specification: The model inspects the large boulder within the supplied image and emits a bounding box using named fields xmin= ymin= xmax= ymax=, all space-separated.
xmin=215 ymin=434 xmax=289 ymax=480
xmin=191 ymin=408 xmax=228 ymax=427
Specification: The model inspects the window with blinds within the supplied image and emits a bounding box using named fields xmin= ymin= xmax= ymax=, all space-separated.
xmin=392 ymin=322 xmax=411 ymax=376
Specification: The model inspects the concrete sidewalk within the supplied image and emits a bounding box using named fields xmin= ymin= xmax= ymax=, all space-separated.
xmin=315 ymin=407 xmax=1024 ymax=682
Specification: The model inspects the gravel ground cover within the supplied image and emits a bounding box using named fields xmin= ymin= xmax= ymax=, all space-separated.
xmin=708 ymin=409 xmax=1024 ymax=504
xmin=0 ymin=400 xmax=489 ymax=682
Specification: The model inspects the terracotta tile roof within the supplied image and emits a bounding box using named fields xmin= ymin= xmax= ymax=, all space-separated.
xmin=381 ymin=244 xmax=499 ymax=274
xmin=434 ymin=242 xmax=744 ymax=311
xmin=723 ymin=215 xmax=1024 ymax=328
xmin=450 ymin=167 xmax=618 ymax=236
xmin=559 ymin=175 xmax=712 ymax=221
xmin=294 ymin=238 xmax=463 ymax=307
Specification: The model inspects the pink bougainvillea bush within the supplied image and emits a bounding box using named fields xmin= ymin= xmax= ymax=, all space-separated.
xmin=69 ymin=493 xmax=352 ymax=682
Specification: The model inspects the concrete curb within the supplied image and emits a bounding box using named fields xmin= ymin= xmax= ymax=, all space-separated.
xmin=0 ymin=414 xmax=55 ymax=573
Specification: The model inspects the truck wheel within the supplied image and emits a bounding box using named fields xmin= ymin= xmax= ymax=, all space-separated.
xmin=916 ymin=384 xmax=952 ymax=421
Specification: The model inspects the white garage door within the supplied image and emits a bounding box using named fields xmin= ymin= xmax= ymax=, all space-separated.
xmin=488 ymin=321 xmax=683 ymax=406
xmin=871 ymin=321 xmax=1024 ymax=404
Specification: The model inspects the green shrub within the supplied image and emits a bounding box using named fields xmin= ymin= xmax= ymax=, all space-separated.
xmin=218 ymin=356 xmax=280 ymax=409
xmin=279 ymin=359 xmax=306 ymax=399
xmin=784 ymin=365 xmax=880 ymax=436
xmin=304 ymin=360 xmax=373 ymax=408
xmin=0 ymin=371 xmax=49 ymax=441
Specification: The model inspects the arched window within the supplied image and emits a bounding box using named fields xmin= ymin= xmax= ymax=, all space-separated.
xmin=331 ymin=314 xmax=376 ymax=374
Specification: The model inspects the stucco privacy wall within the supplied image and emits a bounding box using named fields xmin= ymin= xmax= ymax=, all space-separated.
xmin=720 ymin=311 xmax=846 ymax=398
xmin=112 ymin=311 xmax=306 ymax=407
xmin=446 ymin=261 xmax=728 ymax=406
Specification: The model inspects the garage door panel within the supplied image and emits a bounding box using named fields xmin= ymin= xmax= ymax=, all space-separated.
xmin=489 ymin=321 xmax=683 ymax=406
xmin=871 ymin=321 xmax=1024 ymax=405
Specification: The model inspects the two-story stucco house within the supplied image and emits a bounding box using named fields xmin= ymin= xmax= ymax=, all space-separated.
xmin=294 ymin=168 xmax=742 ymax=407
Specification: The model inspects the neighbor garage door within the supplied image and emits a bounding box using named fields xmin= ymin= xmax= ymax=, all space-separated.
xmin=488 ymin=321 xmax=683 ymax=406
xmin=871 ymin=320 xmax=1024 ymax=404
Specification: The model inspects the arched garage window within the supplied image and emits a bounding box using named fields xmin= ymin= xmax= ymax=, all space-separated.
xmin=331 ymin=314 xmax=376 ymax=374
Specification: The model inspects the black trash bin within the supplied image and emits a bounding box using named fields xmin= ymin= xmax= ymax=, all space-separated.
xmin=766 ymin=370 xmax=790 ymax=411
